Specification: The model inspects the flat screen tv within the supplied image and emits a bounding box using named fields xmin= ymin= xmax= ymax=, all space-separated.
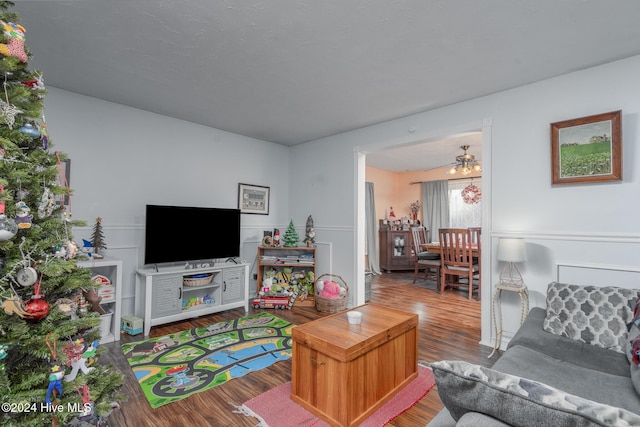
xmin=144 ymin=204 xmax=241 ymax=265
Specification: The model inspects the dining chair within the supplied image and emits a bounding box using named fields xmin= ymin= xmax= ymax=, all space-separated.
xmin=468 ymin=227 xmax=482 ymax=298
xmin=410 ymin=227 xmax=440 ymax=288
xmin=438 ymin=228 xmax=479 ymax=299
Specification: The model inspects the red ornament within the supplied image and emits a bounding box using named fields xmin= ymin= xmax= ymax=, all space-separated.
xmin=25 ymin=294 xmax=50 ymax=320
xmin=25 ymin=279 xmax=50 ymax=320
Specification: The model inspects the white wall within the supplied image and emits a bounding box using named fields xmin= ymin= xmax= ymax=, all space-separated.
xmin=290 ymin=54 xmax=640 ymax=348
xmin=44 ymin=88 xmax=292 ymax=316
xmin=44 ymin=54 xmax=640 ymax=349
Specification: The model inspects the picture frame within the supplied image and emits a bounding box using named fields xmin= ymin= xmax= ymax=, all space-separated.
xmin=238 ymin=183 xmax=270 ymax=215
xmin=551 ymin=110 xmax=622 ymax=185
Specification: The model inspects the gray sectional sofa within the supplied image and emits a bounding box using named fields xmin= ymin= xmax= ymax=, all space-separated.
xmin=427 ymin=282 xmax=640 ymax=427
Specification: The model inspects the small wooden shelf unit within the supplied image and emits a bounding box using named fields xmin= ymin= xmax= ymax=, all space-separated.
xmin=256 ymin=246 xmax=316 ymax=303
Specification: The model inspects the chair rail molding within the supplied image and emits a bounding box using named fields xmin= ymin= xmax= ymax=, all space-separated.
xmin=491 ymin=230 xmax=640 ymax=243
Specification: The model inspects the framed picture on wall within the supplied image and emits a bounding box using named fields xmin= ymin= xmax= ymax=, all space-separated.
xmin=551 ymin=110 xmax=622 ymax=185
xmin=238 ymin=183 xmax=270 ymax=215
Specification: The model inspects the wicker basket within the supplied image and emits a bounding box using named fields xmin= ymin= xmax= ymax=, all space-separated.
xmin=315 ymin=273 xmax=348 ymax=313
xmin=183 ymin=273 xmax=214 ymax=287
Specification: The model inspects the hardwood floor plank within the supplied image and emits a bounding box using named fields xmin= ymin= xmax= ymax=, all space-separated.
xmin=102 ymin=271 xmax=496 ymax=426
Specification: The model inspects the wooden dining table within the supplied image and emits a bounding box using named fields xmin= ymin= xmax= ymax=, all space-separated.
xmin=420 ymin=243 xmax=480 ymax=257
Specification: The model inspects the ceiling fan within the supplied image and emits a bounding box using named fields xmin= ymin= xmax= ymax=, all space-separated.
xmin=446 ymin=145 xmax=482 ymax=175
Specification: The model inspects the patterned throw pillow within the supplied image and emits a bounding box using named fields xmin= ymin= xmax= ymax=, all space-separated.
xmin=543 ymin=282 xmax=640 ymax=354
xmin=626 ymin=298 xmax=640 ymax=396
xmin=431 ymin=360 xmax=640 ymax=427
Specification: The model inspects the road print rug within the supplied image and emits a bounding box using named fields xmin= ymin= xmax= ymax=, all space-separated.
xmin=121 ymin=312 xmax=294 ymax=408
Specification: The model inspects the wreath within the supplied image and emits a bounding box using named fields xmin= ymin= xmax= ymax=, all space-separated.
xmin=461 ymin=184 xmax=482 ymax=204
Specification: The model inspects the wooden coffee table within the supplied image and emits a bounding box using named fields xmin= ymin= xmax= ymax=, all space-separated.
xmin=291 ymin=303 xmax=418 ymax=427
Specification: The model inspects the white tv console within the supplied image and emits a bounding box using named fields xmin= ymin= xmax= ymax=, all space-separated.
xmin=135 ymin=262 xmax=249 ymax=337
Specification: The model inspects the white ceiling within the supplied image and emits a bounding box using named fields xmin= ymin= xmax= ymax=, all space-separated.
xmin=12 ymin=0 xmax=640 ymax=172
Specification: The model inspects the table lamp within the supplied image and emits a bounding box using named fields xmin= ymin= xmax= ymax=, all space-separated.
xmin=497 ymin=238 xmax=527 ymax=287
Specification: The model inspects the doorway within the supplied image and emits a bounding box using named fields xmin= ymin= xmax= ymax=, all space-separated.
xmin=354 ymin=118 xmax=493 ymax=346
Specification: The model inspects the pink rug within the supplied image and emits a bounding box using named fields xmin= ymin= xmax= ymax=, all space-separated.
xmin=234 ymin=365 xmax=435 ymax=427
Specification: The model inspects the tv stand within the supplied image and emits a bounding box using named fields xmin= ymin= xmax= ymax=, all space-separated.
xmin=135 ymin=262 xmax=249 ymax=336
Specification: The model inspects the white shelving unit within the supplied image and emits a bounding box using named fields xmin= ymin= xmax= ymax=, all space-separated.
xmin=135 ymin=262 xmax=249 ymax=337
xmin=77 ymin=257 xmax=123 ymax=344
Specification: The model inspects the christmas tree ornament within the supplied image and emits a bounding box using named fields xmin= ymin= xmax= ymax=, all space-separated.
xmin=22 ymin=72 xmax=44 ymax=91
xmin=76 ymin=293 xmax=87 ymax=316
xmin=37 ymin=186 xmax=55 ymax=218
xmin=45 ymin=335 xmax=64 ymax=405
xmin=25 ymin=293 xmax=50 ymax=320
xmin=24 ymin=278 xmax=50 ymax=321
xmin=2 ymin=295 xmax=30 ymax=317
xmin=14 ymin=200 xmax=32 ymax=229
xmin=55 ymin=298 xmax=78 ymax=320
xmin=0 ymin=97 xmax=21 ymax=129
xmin=273 ymin=228 xmax=280 ymax=247
xmin=283 ymin=219 xmax=299 ymax=247
xmin=75 ymin=384 xmax=95 ymax=421
xmin=82 ymin=288 xmax=106 ymax=315
xmin=63 ymin=337 xmax=97 ymax=382
xmin=16 ymin=265 xmax=37 ymax=286
xmin=0 ymin=73 xmax=22 ymax=129
xmin=18 ymin=123 xmax=40 ymax=138
xmin=0 ymin=344 xmax=8 ymax=370
xmin=0 ymin=213 xmax=18 ymax=240
xmin=0 ymin=21 xmax=27 ymax=62
xmin=46 ymin=361 xmax=64 ymax=404
xmin=54 ymin=239 xmax=78 ymax=260
xmin=40 ymin=115 xmax=49 ymax=149
xmin=0 ymin=184 xmax=18 ymax=240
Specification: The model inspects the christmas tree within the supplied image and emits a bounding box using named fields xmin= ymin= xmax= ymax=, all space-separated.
xmin=90 ymin=217 xmax=106 ymax=254
xmin=282 ymin=219 xmax=299 ymax=247
xmin=0 ymin=2 xmax=123 ymax=426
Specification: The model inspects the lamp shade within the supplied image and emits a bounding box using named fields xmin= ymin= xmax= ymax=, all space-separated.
xmin=497 ymin=238 xmax=527 ymax=263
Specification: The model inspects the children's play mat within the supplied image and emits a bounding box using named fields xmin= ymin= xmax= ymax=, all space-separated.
xmin=121 ymin=312 xmax=294 ymax=408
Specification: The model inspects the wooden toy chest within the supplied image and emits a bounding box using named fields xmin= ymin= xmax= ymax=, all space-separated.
xmin=291 ymin=303 xmax=418 ymax=427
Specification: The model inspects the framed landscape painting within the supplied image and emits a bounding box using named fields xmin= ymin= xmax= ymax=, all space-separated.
xmin=238 ymin=183 xmax=270 ymax=215
xmin=551 ymin=110 xmax=622 ymax=185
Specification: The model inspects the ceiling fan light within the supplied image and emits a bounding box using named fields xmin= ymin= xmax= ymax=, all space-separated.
xmin=473 ymin=164 xmax=482 ymax=172
xmin=447 ymin=166 xmax=457 ymax=174
xmin=462 ymin=167 xmax=471 ymax=175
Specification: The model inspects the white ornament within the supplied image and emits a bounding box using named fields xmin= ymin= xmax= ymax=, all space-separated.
xmin=37 ymin=187 xmax=55 ymax=218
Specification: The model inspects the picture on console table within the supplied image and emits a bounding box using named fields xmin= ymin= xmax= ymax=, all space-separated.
xmin=238 ymin=183 xmax=270 ymax=215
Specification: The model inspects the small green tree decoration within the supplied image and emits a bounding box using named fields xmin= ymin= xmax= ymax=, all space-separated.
xmin=282 ymin=219 xmax=299 ymax=247
xmin=91 ymin=217 xmax=107 ymax=254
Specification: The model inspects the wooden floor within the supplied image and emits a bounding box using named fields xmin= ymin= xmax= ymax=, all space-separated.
xmin=102 ymin=271 xmax=497 ymax=427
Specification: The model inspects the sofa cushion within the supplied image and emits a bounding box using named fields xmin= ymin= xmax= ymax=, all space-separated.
xmin=431 ymin=360 xmax=640 ymax=427
xmin=494 ymin=345 xmax=640 ymax=414
xmin=543 ymin=282 xmax=640 ymax=354
xmin=509 ymin=307 xmax=630 ymax=377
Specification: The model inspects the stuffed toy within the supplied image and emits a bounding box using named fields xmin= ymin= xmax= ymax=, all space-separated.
xmin=319 ymin=280 xmax=341 ymax=299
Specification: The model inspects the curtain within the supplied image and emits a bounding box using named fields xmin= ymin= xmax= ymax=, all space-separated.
xmin=448 ymin=180 xmax=482 ymax=228
xmin=365 ymin=182 xmax=381 ymax=274
xmin=422 ymin=180 xmax=449 ymax=243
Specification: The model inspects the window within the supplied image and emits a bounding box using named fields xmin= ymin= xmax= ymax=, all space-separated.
xmin=448 ymin=180 xmax=481 ymax=228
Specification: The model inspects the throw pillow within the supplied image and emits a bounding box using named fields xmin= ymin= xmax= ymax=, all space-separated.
xmin=431 ymin=360 xmax=640 ymax=427
xmin=543 ymin=282 xmax=640 ymax=354
xmin=626 ymin=298 xmax=640 ymax=395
